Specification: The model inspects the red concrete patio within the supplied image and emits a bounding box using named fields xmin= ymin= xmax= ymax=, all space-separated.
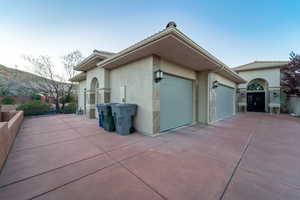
xmin=0 ymin=113 xmax=300 ymax=200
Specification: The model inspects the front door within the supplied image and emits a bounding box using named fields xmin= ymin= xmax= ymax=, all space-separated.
xmin=247 ymin=92 xmax=265 ymax=112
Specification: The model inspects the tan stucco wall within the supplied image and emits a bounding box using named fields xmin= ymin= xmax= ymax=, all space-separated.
xmin=214 ymin=73 xmax=236 ymax=88
xmin=77 ymin=80 xmax=86 ymax=111
xmin=86 ymin=67 xmax=110 ymax=118
xmin=236 ymin=68 xmax=282 ymax=113
xmin=237 ymin=68 xmax=281 ymax=88
xmin=160 ymin=59 xmax=196 ymax=80
xmin=110 ymin=56 xmax=154 ymax=135
xmin=86 ymin=67 xmax=106 ymax=90
xmin=197 ymin=71 xmax=209 ymax=124
xmin=208 ymin=72 xmax=237 ymax=123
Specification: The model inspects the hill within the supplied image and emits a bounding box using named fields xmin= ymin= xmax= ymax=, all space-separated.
xmin=0 ymin=64 xmax=65 ymax=96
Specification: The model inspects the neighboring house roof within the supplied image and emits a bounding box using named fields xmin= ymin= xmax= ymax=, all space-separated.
xmin=233 ymin=61 xmax=289 ymax=72
xmin=74 ymin=49 xmax=115 ymax=71
xmin=69 ymin=72 xmax=86 ymax=82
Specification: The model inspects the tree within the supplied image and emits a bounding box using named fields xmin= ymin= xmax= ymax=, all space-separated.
xmin=61 ymin=50 xmax=83 ymax=110
xmin=23 ymin=50 xmax=82 ymax=113
xmin=281 ymin=52 xmax=300 ymax=97
xmin=24 ymin=55 xmax=65 ymax=112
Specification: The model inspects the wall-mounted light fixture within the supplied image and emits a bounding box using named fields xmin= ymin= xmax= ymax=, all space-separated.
xmin=154 ymin=69 xmax=164 ymax=83
xmin=272 ymin=91 xmax=279 ymax=97
xmin=212 ymin=80 xmax=219 ymax=89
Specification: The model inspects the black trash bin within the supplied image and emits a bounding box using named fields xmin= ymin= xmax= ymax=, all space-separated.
xmin=110 ymin=103 xmax=119 ymax=125
xmin=114 ymin=104 xmax=137 ymax=135
xmin=96 ymin=104 xmax=104 ymax=128
xmin=100 ymin=104 xmax=115 ymax=132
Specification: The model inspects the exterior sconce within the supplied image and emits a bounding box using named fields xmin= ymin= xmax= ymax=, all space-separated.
xmin=212 ymin=80 xmax=219 ymax=89
xmin=240 ymin=91 xmax=246 ymax=97
xmin=154 ymin=69 xmax=164 ymax=83
xmin=272 ymin=91 xmax=279 ymax=97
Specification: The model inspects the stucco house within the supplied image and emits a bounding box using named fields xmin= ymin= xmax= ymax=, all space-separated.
xmin=233 ymin=61 xmax=289 ymax=113
xmin=70 ymin=22 xmax=245 ymax=136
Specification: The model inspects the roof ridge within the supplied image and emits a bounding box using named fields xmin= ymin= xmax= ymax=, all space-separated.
xmin=233 ymin=61 xmax=256 ymax=69
xmin=234 ymin=60 xmax=289 ymax=69
xmin=93 ymin=49 xmax=115 ymax=55
xmin=253 ymin=60 xmax=289 ymax=63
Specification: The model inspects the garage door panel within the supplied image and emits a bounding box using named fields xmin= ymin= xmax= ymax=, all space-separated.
xmin=160 ymin=74 xmax=193 ymax=132
xmin=216 ymin=85 xmax=234 ymax=120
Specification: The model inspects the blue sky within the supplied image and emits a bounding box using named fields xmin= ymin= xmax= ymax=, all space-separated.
xmin=0 ymin=0 xmax=299 ymax=72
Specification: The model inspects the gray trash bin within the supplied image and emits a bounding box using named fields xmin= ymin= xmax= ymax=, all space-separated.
xmin=114 ymin=104 xmax=137 ymax=135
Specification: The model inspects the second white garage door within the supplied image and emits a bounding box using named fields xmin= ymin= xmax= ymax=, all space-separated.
xmin=216 ymin=84 xmax=235 ymax=120
xmin=160 ymin=74 xmax=193 ymax=132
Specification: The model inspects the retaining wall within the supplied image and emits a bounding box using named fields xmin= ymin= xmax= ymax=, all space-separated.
xmin=0 ymin=111 xmax=24 ymax=170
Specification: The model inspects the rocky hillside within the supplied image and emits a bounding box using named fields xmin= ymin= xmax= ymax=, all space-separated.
xmin=0 ymin=64 xmax=50 ymax=96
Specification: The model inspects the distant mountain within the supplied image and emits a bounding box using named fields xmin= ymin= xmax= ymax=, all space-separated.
xmin=0 ymin=64 xmax=65 ymax=96
xmin=0 ymin=64 xmax=41 ymax=96
xmin=0 ymin=64 xmax=46 ymax=82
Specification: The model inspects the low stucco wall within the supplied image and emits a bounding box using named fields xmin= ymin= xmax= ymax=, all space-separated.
xmin=0 ymin=111 xmax=24 ymax=170
xmin=1 ymin=111 xmax=17 ymax=122
xmin=289 ymin=96 xmax=300 ymax=115
xmin=1 ymin=105 xmax=17 ymax=112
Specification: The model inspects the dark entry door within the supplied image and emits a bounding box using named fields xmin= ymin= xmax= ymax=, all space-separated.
xmin=247 ymin=92 xmax=265 ymax=112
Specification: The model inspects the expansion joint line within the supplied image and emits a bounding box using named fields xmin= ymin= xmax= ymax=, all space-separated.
xmin=219 ymin=119 xmax=262 ymax=200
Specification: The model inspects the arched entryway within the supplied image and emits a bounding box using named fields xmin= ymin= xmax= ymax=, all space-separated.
xmin=90 ymin=78 xmax=99 ymax=105
xmin=247 ymin=79 xmax=268 ymax=112
xmin=88 ymin=77 xmax=99 ymax=118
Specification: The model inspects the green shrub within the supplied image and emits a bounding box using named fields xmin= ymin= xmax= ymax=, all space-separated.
xmin=60 ymin=95 xmax=75 ymax=104
xmin=32 ymin=94 xmax=42 ymax=101
xmin=16 ymin=100 xmax=51 ymax=116
xmin=1 ymin=97 xmax=14 ymax=105
xmin=63 ymin=102 xmax=77 ymax=114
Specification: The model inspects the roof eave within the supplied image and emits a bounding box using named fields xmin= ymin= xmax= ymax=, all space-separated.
xmin=96 ymin=27 xmax=244 ymax=84
xmin=96 ymin=28 xmax=226 ymax=69
xmin=69 ymin=72 xmax=87 ymax=82
xmin=74 ymin=50 xmax=115 ymax=71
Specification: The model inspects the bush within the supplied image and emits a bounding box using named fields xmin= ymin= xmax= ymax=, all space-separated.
xmin=63 ymin=102 xmax=77 ymax=114
xmin=17 ymin=100 xmax=51 ymax=116
xmin=1 ymin=97 xmax=14 ymax=105
xmin=32 ymin=94 xmax=42 ymax=101
xmin=60 ymin=95 xmax=75 ymax=104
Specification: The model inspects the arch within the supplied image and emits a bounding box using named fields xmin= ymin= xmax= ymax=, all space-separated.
xmin=90 ymin=77 xmax=99 ymax=90
xmin=89 ymin=77 xmax=99 ymax=105
xmin=247 ymin=78 xmax=268 ymax=91
xmin=247 ymin=82 xmax=264 ymax=91
xmin=246 ymin=78 xmax=269 ymax=112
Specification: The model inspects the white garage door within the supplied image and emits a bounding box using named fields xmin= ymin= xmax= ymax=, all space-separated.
xmin=160 ymin=74 xmax=193 ymax=132
xmin=216 ymin=84 xmax=235 ymax=120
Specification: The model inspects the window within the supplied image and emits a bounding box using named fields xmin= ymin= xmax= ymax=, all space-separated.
xmin=247 ymin=83 xmax=264 ymax=91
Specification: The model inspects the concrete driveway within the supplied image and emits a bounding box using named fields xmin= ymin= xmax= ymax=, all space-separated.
xmin=0 ymin=113 xmax=300 ymax=200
